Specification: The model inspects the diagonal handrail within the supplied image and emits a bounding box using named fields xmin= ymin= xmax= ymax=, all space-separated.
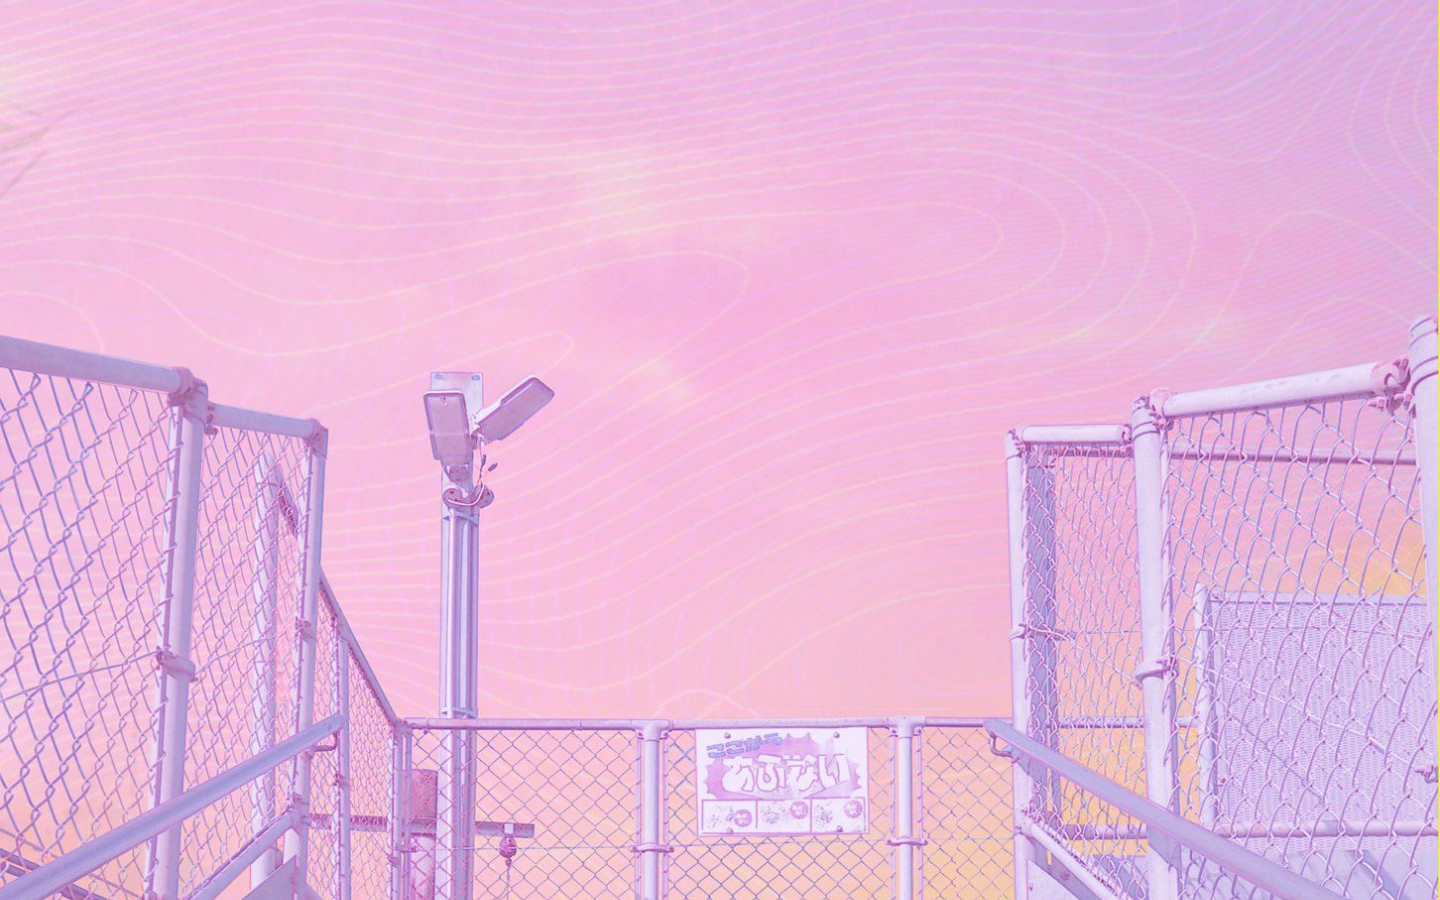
xmin=984 ymin=719 xmax=1350 ymax=900
xmin=0 ymin=715 xmax=344 ymax=900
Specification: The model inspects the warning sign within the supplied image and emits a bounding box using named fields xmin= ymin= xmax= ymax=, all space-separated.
xmin=694 ymin=726 xmax=869 ymax=836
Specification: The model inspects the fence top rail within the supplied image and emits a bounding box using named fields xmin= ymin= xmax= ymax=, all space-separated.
xmin=984 ymin=719 xmax=1349 ymax=900
xmin=1155 ymin=358 xmax=1404 ymax=419
xmin=0 ymin=332 xmax=325 ymax=439
xmin=210 ymin=402 xmax=322 ymax=440
xmin=320 ymin=572 xmax=399 ymax=725
xmin=402 ymin=715 xmax=995 ymax=732
xmin=0 ymin=332 xmax=185 ymax=394
xmin=1018 ymin=425 xmax=1129 ymax=445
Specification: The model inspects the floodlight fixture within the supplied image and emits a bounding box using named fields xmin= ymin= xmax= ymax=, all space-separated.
xmin=423 ymin=389 xmax=475 ymax=482
xmin=473 ymin=376 xmax=554 ymax=444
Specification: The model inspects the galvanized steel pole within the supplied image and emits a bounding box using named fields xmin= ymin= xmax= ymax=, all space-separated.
xmin=434 ymin=372 xmax=482 ymax=900
xmin=145 ymin=374 xmax=209 ymax=900
xmin=1129 ymin=398 xmax=1180 ymax=900
xmin=892 ymin=718 xmax=919 ymax=900
xmin=1003 ymin=431 xmax=1040 ymax=900
xmin=283 ymin=423 xmax=330 ymax=889
xmin=638 ymin=721 xmax=665 ymax=900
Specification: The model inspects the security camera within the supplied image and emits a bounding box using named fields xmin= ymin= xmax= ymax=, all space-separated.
xmin=473 ymin=377 xmax=554 ymax=444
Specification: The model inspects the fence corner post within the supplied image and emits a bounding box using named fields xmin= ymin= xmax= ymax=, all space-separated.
xmin=1003 ymin=431 xmax=1045 ymax=900
xmin=1129 ymin=397 xmax=1180 ymax=900
xmin=1407 ymin=317 xmax=1438 ymax=749
xmin=145 ymin=375 xmax=210 ymax=900
xmin=283 ymin=423 xmax=329 ymax=895
xmin=335 ymin=628 xmax=353 ymax=900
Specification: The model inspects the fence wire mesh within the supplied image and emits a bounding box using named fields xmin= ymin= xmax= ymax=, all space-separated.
xmin=1019 ymin=441 xmax=1146 ymax=801
xmin=398 ymin=723 xmax=1014 ymax=900
xmin=406 ymin=726 xmax=639 ymax=900
xmin=1010 ymin=325 xmax=1437 ymax=900
xmin=918 ymin=726 xmax=1015 ymax=900
xmin=1165 ymin=396 xmax=1435 ymax=900
xmin=0 ymin=368 xmax=177 ymax=898
xmin=182 ymin=424 xmax=317 ymax=895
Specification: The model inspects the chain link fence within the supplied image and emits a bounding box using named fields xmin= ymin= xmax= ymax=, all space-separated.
xmin=0 ymin=336 xmax=401 ymax=900
xmin=7 ymin=319 xmax=1432 ymax=900
xmin=1006 ymin=317 xmax=1439 ymax=900
xmin=399 ymin=721 xmax=1014 ymax=900
xmin=0 ymin=365 xmax=177 ymax=897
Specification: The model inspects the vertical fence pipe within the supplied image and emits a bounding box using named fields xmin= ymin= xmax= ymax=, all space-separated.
xmin=145 ymin=377 xmax=209 ymax=900
xmin=1023 ymin=453 xmax=1059 ymax=813
xmin=1003 ymin=432 xmax=1040 ymax=900
xmin=1191 ymin=588 xmax=1219 ymax=829
xmin=336 ymin=636 xmax=353 ymax=900
xmin=390 ymin=724 xmax=412 ymax=900
xmin=250 ymin=453 xmax=283 ymax=888
xmin=892 ymin=718 xmax=919 ymax=900
xmin=1408 ymin=319 xmax=1438 ymax=647
xmin=638 ymin=722 xmax=665 ymax=900
xmin=283 ymin=425 xmax=329 ymax=890
xmin=1129 ymin=398 xmax=1180 ymax=900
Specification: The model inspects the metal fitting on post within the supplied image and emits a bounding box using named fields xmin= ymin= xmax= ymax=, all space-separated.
xmin=154 ymin=649 xmax=198 ymax=682
xmin=305 ymin=419 xmax=329 ymax=458
xmin=1131 ymin=395 xmax=1166 ymax=439
xmin=167 ymin=370 xmax=212 ymax=425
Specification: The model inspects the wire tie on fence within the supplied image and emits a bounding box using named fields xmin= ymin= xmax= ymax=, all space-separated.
xmin=988 ymin=733 xmax=1013 ymax=759
xmin=1133 ymin=655 xmax=1177 ymax=683
xmin=295 ymin=616 xmax=316 ymax=640
xmin=886 ymin=836 xmax=928 ymax=847
xmin=1414 ymin=763 xmax=1437 ymax=784
xmin=154 ymin=649 xmax=198 ymax=682
xmin=1010 ymin=623 xmax=1069 ymax=642
xmin=1144 ymin=390 xmax=1174 ymax=431
xmin=631 ymin=842 xmax=673 ymax=854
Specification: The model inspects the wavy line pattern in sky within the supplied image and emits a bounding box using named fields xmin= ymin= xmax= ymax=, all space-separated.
xmin=0 ymin=0 xmax=1434 ymax=719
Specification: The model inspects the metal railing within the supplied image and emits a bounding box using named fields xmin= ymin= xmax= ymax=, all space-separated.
xmin=985 ymin=719 xmax=1349 ymax=900
xmin=0 ymin=716 xmax=345 ymax=900
xmin=0 ymin=334 xmax=401 ymax=900
xmin=1004 ymin=316 xmax=1439 ymax=900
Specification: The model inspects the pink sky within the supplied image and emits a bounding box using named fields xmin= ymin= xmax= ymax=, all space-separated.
xmin=1 ymin=1 xmax=1434 ymax=720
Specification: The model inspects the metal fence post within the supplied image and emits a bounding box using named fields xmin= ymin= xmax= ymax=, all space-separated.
xmin=891 ymin=718 xmax=921 ymax=900
xmin=1021 ymin=448 xmax=1059 ymax=813
xmin=638 ymin=721 xmax=666 ymax=900
xmin=1002 ymin=432 xmax=1045 ymax=899
xmin=1129 ymin=398 xmax=1180 ymax=900
xmin=251 ymin=452 xmax=283 ymax=889
xmin=145 ymin=374 xmax=209 ymax=900
xmin=1408 ymin=317 xmax=1438 ymax=762
xmin=390 ymin=724 xmax=413 ymax=900
xmin=1408 ymin=319 xmax=1438 ymax=622
xmin=283 ymin=423 xmax=329 ymax=894
xmin=336 ymin=634 xmax=353 ymax=900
